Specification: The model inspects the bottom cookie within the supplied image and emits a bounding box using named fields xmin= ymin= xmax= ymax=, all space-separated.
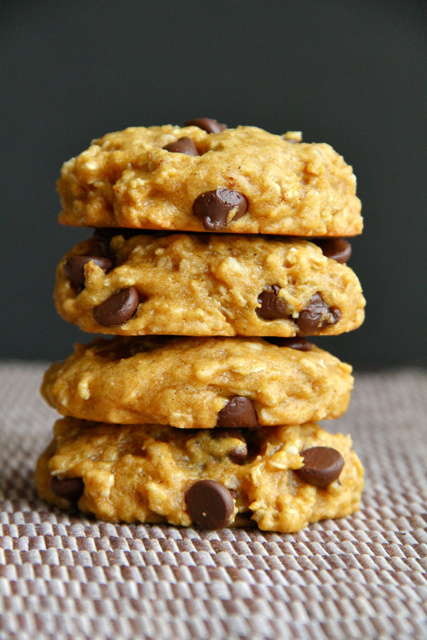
xmin=36 ymin=418 xmax=364 ymax=533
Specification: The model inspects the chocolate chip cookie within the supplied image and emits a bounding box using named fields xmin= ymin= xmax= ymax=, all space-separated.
xmin=54 ymin=232 xmax=365 ymax=337
xmin=41 ymin=335 xmax=353 ymax=428
xmin=58 ymin=124 xmax=362 ymax=236
xmin=36 ymin=418 xmax=364 ymax=533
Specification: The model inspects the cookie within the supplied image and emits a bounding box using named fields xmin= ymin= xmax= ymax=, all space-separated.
xmin=41 ymin=335 xmax=353 ymax=428
xmin=36 ymin=418 xmax=364 ymax=533
xmin=57 ymin=124 xmax=362 ymax=236
xmin=54 ymin=232 xmax=365 ymax=337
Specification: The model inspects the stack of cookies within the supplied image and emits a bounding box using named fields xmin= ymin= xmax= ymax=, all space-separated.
xmin=36 ymin=119 xmax=365 ymax=533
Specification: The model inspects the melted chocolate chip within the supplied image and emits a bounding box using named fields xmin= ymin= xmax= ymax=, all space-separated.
xmin=263 ymin=337 xmax=313 ymax=351
xmin=193 ymin=189 xmax=248 ymax=231
xmin=256 ymin=286 xmax=290 ymax=320
xmin=313 ymin=238 xmax=352 ymax=263
xmin=162 ymin=137 xmax=199 ymax=156
xmin=186 ymin=479 xmax=234 ymax=529
xmin=297 ymin=293 xmax=341 ymax=334
xmin=184 ymin=118 xmax=227 ymax=133
xmin=63 ymin=256 xmax=112 ymax=291
xmin=212 ymin=429 xmax=248 ymax=464
xmin=217 ymin=397 xmax=258 ymax=428
xmin=93 ymin=287 xmax=139 ymax=327
xmin=295 ymin=447 xmax=344 ymax=489
xmin=50 ymin=476 xmax=84 ymax=502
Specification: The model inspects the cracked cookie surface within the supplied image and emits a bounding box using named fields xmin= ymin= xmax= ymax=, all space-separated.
xmin=41 ymin=336 xmax=353 ymax=428
xmin=54 ymin=232 xmax=365 ymax=337
xmin=36 ymin=419 xmax=364 ymax=533
xmin=58 ymin=125 xmax=362 ymax=236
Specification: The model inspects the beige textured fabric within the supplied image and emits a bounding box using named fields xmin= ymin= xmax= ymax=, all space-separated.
xmin=0 ymin=362 xmax=426 ymax=640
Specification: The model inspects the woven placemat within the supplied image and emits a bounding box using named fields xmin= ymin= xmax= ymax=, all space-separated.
xmin=0 ymin=363 xmax=426 ymax=640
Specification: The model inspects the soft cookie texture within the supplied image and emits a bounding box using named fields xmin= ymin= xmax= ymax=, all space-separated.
xmin=57 ymin=125 xmax=362 ymax=236
xmin=54 ymin=232 xmax=365 ymax=337
xmin=41 ymin=336 xmax=353 ymax=428
xmin=36 ymin=419 xmax=364 ymax=533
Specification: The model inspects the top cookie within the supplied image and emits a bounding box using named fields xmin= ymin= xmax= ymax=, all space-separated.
xmin=58 ymin=122 xmax=362 ymax=236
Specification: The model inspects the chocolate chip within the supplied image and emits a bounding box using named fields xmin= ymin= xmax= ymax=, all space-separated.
xmin=244 ymin=429 xmax=263 ymax=459
xmin=93 ymin=287 xmax=139 ymax=327
xmin=162 ymin=137 xmax=199 ymax=156
xmin=256 ymin=285 xmax=290 ymax=320
xmin=186 ymin=479 xmax=234 ymax=529
xmin=313 ymin=238 xmax=352 ymax=263
xmin=193 ymin=189 xmax=248 ymax=231
xmin=217 ymin=397 xmax=258 ymax=428
xmin=63 ymin=256 xmax=112 ymax=291
xmin=229 ymin=447 xmax=248 ymax=465
xmin=297 ymin=293 xmax=341 ymax=334
xmin=295 ymin=447 xmax=344 ymax=489
xmin=184 ymin=118 xmax=227 ymax=133
xmin=263 ymin=337 xmax=313 ymax=351
xmin=212 ymin=429 xmax=248 ymax=464
xmin=50 ymin=476 xmax=84 ymax=502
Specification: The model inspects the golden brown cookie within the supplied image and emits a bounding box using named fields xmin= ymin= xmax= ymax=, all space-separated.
xmin=41 ymin=336 xmax=353 ymax=428
xmin=57 ymin=125 xmax=362 ymax=236
xmin=54 ymin=232 xmax=365 ymax=337
xmin=36 ymin=418 xmax=364 ymax=533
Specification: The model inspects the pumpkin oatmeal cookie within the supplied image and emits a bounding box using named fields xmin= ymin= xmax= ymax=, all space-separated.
xmin=42 ymin=335 xmax=353 ymax=429
xmin=58 ymin=124 xmax=362 ymax=236
xmin=36 ymin=418 xmax=364 ymax=533
xmin=54 ymin=232 xmax=365 ymax=337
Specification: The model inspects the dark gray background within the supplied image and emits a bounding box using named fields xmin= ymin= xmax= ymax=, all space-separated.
xmin=1 ymin=0 xmax=426 ymax=369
